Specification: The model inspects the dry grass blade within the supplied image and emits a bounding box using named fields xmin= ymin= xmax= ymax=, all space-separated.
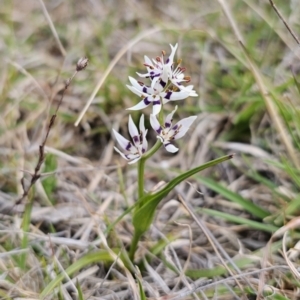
xmin=38 ymin=0 xmax=67 ymax=57
xmin=239 ymin=43 xmax=300 ymax=168
xmin=6 ymin=59 xmax=49 ymax=101
xmin=218 ymin=0 xmax=300 ymax=168
xmin=282 ymin=232 xmax=300 ymax=280
xmin=268 ymin=0 xmax=300 ymax=45
xmin=178 ymin=194 xmax=253 ymax=295
xmin=74 ymin=27 xmax=161 ymax=126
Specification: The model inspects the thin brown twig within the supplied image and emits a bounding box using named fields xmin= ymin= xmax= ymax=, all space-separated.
xmin=268 ymin=0 xmax=300 ymax=45
xmin=15 ymin=57 xmax=88 ymax=207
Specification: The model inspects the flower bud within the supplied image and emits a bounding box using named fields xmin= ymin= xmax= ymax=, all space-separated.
xmin=76 ymin=57 xmax=88 ymax=71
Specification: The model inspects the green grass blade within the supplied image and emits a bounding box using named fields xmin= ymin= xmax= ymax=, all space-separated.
xmin=40 ymin=250 xmax=113 ymax=298
xmin=200 ymin=208 xmax=278 ymax=232
xmin=138 ymin=277 xmax=147 ymax=300
xmin=195 ymin=176 xmax=270 ymax=219
xmin=76 ymin=279 xmax=84 ymax=300
xmin=186 ymin=240 xmax=282 ymax=279
xmin=20 ymin=194 xmax=34 ymax=270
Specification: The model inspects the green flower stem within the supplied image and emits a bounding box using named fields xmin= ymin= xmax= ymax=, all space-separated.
xmin=129 ymin=231 xmax=142 ymax=261
xmin=131 ymin=139 xmax=162 ymax=261
xmin=137 ymin=139 xmax=162 ymax=201
xmin=158 ymin=109 xmax=164 ymax=125
xmin=137 ymin=159 xmax=145 ymax=200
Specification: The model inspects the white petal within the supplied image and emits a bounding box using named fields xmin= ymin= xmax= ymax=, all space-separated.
xmin=141 ymin=129 xmax=148 ymax=152
xmin=144 ymin=55 xmax=153 ymax=67
xmin=128 ymin=115 xmax=139 ymax=141
xmin=153 ymin=78 xmax=165 ymax=93
xmin=166 ymin=43 xmax=178 ymax=66
xmin=173 ymin=116 xmax=197 ymax=140
xmin=129 ymin=77 xmax=154 ymax=95
xmin=128 ymin=76 xmax=139 ymax=88
xmin=114 ymin=146 xmax=141 ymax=164
xmin=139 ymin=114 xmax=145 ymax=133
xmin=150 ymin=114 xmax=162 ymax=133
xmin=128 ymin=76 xmax=143 ymax=90
xmin=126 ymin=85 xmax=143 ymax=97
xmin=136 ymin=72 xmax=150 ymax=78
xmin=184 ymin=85 xmax=198 ymax=97
xmin=113 ymin=129 xmax=131 ymax=151
xmin=128 ymin=156 xmax=142 ymax=164
xmin=152 ymin=101 xmax=162 ymax=116
xmin=114 ymin=146 xmax=130 ymax=161
xmin=139 ymin=115 xmax=148 ymax=152
xmin=151 ymin=76 xmax=160 ymax=89
xmin=176 ymin=73 xmax=185 ymax=81
xmin=164 ymin=142 xmax=179 ymax=153
xmin=189 ymin=91 xmax=198 ymax=97
xmin=160 ymin=65 xmax=169 ymax=87
xmin=165 ymin=105 xmax=178 ymax=128
xmin=161 ymin=90 xmax=190 ymax=103
xmin=126 ymin=153 xmax=140 ymax=160
xmin=157 ymin=135 xmax=164 ymax=143
xmin=127 ymin=99 xmax=150 ymax=111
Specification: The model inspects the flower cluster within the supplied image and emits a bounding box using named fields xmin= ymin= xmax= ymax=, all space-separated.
xmin=113 ymin=44 xmax=197 ymax=164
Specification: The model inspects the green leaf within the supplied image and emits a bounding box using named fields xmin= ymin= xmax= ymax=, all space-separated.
xmin=137 ymin=277 xmax=147 ymax=300
xmin=76 ymin=279 xmax=84 ymax=300
xmin=40 ymin=250 xmax=113 ymax=298
xmin=186 ymin=240 xmax=282 ymax=279
xmin=291 ymin=68 xmax=300 ymax=96
xmin=200 ymin=208 xmax=278 ymax=232
xmin=42 ymin=154 xmax=57 ymax=205
xmin=195 ymin=176 xmax=270 ymax=219
xmin=133 ymin=155 xmax=234 ymax=237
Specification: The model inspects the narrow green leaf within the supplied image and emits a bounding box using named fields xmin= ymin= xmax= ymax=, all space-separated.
xmin=137 ymin=278 xmax=147 ymax=300
xmin=42 ymin=154 xmax=57 ymax=205
xmin=76 ymin=279 xmax=84 ymax=300
xmin=20 ymin=193 xmax=34 ymax=270
xmin=40 ymin=250 xmax=113 ymax=298
xmin=269 ymin=294 xmax=293 ymax=300
xmin=291 ymin=68 xmax=300 ymax=95
xmin=186 ymin=240 xmax=282 ymax=279
xmin=133 ymin=155 xmax=234 ymax=236
xmin=195 ymin=176 xmax=269 ymax=219
xmin=200 ymin=208 xmax=278 ymax=232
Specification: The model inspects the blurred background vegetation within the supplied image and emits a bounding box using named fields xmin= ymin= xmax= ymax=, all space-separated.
xmin=1 ymin=0 xmax=300 ymax=299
